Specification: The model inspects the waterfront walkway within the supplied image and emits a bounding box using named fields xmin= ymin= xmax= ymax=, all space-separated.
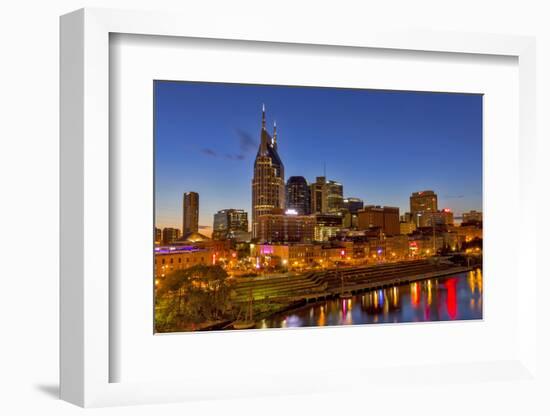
xmin=232 ymin=259 xmax=473 ymax=304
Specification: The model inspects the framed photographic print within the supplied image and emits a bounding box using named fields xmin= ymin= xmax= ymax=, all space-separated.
xmin=60 ymin=7 xmax=540 ymax=409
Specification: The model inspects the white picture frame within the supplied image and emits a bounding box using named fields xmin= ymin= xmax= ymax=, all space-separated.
xmin=60 ymin=7 xmax=539 ymax=408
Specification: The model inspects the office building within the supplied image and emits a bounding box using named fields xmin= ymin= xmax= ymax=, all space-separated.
xmin=357 ymin=205 xmax=400 ymax=236
xmin=212 ymin=209 xmax=249 ymax=240
xmin=183 ymin=191 xmax=199 ymax=235
xmin=252 ymin=106 xmax=285 ymax=239
xmin=462 ymin=210 xmax=483 ymax=224
xmin=256 ymin=208 xmax=315 ymax=243
xmin=162 ymin=227 xmax=181 ymax=245
xmin=286 ymin=176 xmax=311 ymax=215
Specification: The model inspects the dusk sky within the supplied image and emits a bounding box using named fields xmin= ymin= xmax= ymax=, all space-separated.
xmin=154 ymin=81 xmax=482 ymax=235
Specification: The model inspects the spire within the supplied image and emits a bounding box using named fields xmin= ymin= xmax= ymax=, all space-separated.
xmin=273 ymin=121 xmax=277 ymax=148
xmin=259 ymin=104 xmax=267 ymax=154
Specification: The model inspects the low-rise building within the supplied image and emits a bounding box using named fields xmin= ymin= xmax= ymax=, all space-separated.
xmin=154 ymin=246 xmax=213 ymax=278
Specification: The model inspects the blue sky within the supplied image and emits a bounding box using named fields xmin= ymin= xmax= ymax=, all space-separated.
xmin=155 ymin=81 xmax=482 ymax=234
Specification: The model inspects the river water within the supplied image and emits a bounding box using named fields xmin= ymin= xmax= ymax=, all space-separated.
xmin=257 ymin=269 xmax=483 ymax=329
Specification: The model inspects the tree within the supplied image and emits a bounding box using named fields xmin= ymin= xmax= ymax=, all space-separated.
xmin=155 ymin=265 xmax=234 ymax=331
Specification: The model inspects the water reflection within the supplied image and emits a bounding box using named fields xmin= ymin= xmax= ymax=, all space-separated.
xmin=258 ymin=270 xmax=483 ymax=329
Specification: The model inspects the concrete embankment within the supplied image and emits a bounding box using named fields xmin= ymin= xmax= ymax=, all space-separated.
xmin=232 ymin=259 xmax=475 ymax=304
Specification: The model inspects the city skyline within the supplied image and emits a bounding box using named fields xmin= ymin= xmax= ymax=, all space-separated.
xmin=155 ymin=81 xmax=482 ymax=235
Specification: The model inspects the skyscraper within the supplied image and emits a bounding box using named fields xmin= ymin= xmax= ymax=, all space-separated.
xmin=326 ymin=180 xmax=344 ymax=212
xmin=257 ymin=209 xmax=315 ymax=243
xmin=251 ymin=105 xmax=285 ymax=239
xmin=309 ymin=176 xmax=344 ymax=214
xmin=410 ymin=190 xmax=438 ymax=227
xmin=343 ymin=197 xmax=364 ymax=214
xmin=286 ymin=176 xmax=311 ymax=215
xmin=310 ymin=176 xmax=327 ymax=214
xmin=183 ymin=191 xmax=199 ymax=236
xmin=212 ymin=209 xmax=249 ymax=240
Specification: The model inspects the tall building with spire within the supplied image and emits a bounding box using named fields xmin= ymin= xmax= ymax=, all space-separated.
xmin=252 ymin=105 xmax=285 ymax=239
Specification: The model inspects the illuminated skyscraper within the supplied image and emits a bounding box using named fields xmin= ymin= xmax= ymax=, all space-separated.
xmin=326 ymin=180 xmax=344 ymax=212
xmin=309 ymin=176 xmax=344 ymax=214
xmin=343 ymin=197 xmax=364 ymax=214
xmin=410 ymin=190 xmax=438 ymax=227
xmin=286 ymin=176 xmax=310 ymax=215
xmin=212 ymin=209 xmax=249 ymax=240
xmin=310 ymin=176 xmax=327 ymax=214
xmin=252 ymin=106 xmax=285 ymax=239
xmin=183 ymin=191 xmax=199 ymax=235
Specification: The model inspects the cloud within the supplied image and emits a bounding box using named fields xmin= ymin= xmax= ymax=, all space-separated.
xmin=201 ymin=148 xmax=217 ymax=157
xmin=201 ymin=129 xmax=257 ymax=161
xmin=236 ymin=129 xmax=257 ymax=153
xmin=443 ymin=194 xmax=465 ymax=199
xmin=225 ymin=153 xmax=246 ymax=160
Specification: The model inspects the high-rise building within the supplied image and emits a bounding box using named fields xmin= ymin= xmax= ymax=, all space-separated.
xmin=357 ymin=205 xmax=400 ymax=236
xmin=256 ymin=209 xmax=315 ymax=243
xmin=410 ymin=190 xmax=438 ymax=226
xmin=252 ymin=106 xmax=285 ymax=239
xmin=183 ymin=191 xmax=199 ymax=236
xmin=310 ymin=176 xmax=327 ymax=214
xmin=343 ymin=197 xmax=364 ymax=214
xmin=462 ymin=210 xmax=483 ymax=224
xmin=212 ymin=209 xmax=249 ymax=240
xmin=417 ymin=208 xmax=454 ymax=227
xmin=154 ymin=227 xmax=162 ymax=244
xmin=286 ymin=176 xmax=311 ymax=215
xmin=309 ymin=176 xmax=344 ymax=214
xmin=326 ymin=180 xmax=344 ymax=212
xmin=162 ymin=227 xmax=181 ymax=245
xmin=424 ymin=208 xmax=454 ymax=227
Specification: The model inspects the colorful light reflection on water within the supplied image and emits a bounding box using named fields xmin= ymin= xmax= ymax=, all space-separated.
xmin=258 ymin=270 xmax=482 ymax=329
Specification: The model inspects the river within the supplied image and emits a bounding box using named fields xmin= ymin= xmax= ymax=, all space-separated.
xmin=257 ymin=269 xmax=483 ymax=329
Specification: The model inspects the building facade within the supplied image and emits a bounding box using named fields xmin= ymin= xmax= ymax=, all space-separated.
xmin=357 ymin=205 xmax=400 ymax=236
xmin=309 ymin=176 xmax=344 ymax=214
xmin=162 ymin=227 xmax=181 ymax=245
xmin=256 ymin=209 xmax=315 ymax=243
xmin=309 ymin=176 xmax=327 ymax=214
xmin=251 ymin=106 xmax=285 ymax=239
xmin=212 ymin=209 xmax=249 ymax=240
xmin=326 ymin=180 xmax=344 ymax=212
xmin=419 ymin=208 xmax=454 ymax=227
xmin=343 ymin=197 xmax=364 ymax=214
xmin=462 ymin=210 xmax=483 ymax=224
xmin=410 ymin=190 xmax=438 ymax=226
xmin=183 ymin=191 xmax=199 ymax=235
xmin=154 ymin=246 xmax=212 ymax=278
xmin=285 ymin=176 xmax=311 ymax=215
xmin=400 ymin=221 xmax=417 ymax=235
xmin=314 ymin=213 xmax=344 ymax=241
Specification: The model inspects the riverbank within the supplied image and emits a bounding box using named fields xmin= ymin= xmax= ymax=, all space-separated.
xmin=227 ymin=259 xmax=478 ymax=329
